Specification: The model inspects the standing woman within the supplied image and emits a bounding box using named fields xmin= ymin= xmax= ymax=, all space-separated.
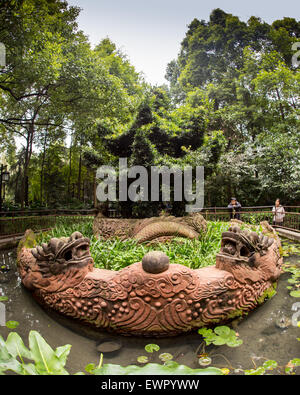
xmin=272 ymin=198 xmax=285 ymax=226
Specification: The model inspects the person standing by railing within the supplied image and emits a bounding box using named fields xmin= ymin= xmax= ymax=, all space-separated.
xmin=272 ymin=198 xmax=285 ymax=226
xmin=228 ymin=197 xmax=242 ymax=220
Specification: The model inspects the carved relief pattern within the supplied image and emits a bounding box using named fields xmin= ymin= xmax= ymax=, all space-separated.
xmin=19 ymin=224 xmax=282 ymax=336
xmin=32 ymin=265 xmax=276 ymax=336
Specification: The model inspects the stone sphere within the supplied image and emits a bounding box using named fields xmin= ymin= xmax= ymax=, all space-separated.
xmin=142 ymin=251 xmax=170 ymax=274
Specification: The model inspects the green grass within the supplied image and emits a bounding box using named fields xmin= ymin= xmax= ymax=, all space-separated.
xmin=36 ymin=220 xmax=270 ymax=271
xmin=37 ymin=221 xmax=234 ymax=270
xmin=37 ymin=220 xmax=94 ymax=241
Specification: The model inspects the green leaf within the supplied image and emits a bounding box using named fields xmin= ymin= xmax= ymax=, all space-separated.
xmin=0 ymin=335 xmax=24 ymax=375
xmin=5 ymin=332 xmax=32 ymax=361
xmin=22 ymin=363 xmax=39 ymax=375
xmin=159 ymin=353 xmax=173 ymax=362
xmin=137 ymin=356 xmax=149 ymax=364
xmin=212 ymin=337 xmax=227 ymax=346
xmin=290 ymin=358 xmax=300 ymax=367
xmin=85 ymin=363 xmax=96 ymax=373
xmin=0 ymin=296 xmax=8 ymax=302
xmin=226 ymin=338 xmax=243 ymax=347
xmin=244 ymin=366 xmax=265 ymax=375
xmin=28 ymin=331 xmax=69 ymax=375
xmin=199 ymin=325 xmax=243 ymax=347
xmin=0 ymin=357 xmax=24 ymax=375
xmin=285 ymin=366 xmax=293 ymax=374
xmin=262 ymin=360 xmax=278 ymax=370
xmin=6 ymin=321 xmax=19 ymax=329
xmin=163 ymin=360 xmax=178 ymax=368
xmin=214 ymin=326 xmax=231 ymax=337
xmin=55 ymin=344 xmax=72 ymax=366
xmin=290 ymin=290 xmax=300 ymax=298
xmin=145 ymin=344 xmax=160 ymax=353
xmin=93 ymin=362 xmax=224 ymax=375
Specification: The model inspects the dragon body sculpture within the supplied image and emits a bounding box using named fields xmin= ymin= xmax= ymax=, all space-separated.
xmin=17 ymin=222 xmax=282 ymax=337
xmin=93 ymin=213 xmax=207 ymax=243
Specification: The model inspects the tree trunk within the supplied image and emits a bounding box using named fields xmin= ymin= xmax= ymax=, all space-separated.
xmin=77 ymin=143 xmax=82 ymax=201
xmin=40 ymin=129 xmax=48 ymax=205
xmin=20 ymin=124 xmax=34 ymax=209
xmin=93 ymin=171 xmax=97 ymax=208
xmin=275 ymin=88 xmax=285 ymax=121
xmin=25 ymin=176 xmax=29 ymax=207
xmin=67 ymin=135 xmax=72 ymax=197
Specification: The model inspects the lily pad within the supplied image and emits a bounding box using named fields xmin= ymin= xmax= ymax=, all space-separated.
xmin=198 ymin=325 xmax=243 ymax=347
xmin=0 ymin=296 xmax=8 ymax=302
xmin=159 ymin=353 xmax=173 ymax=362
xmin=145 ymin=344 xmax=160 ymax=353
xmin=262 ymin=360 xmax=278 ymax=370
xmin=290 ymin=290 xmax=300 ymax=298
xmin=137 ymin=356 xmax=149 ymax=364
xmin=198 ymin=356 xmax=212 ymax=367
xmin=6 ymin=321 xmax=19 ymax=329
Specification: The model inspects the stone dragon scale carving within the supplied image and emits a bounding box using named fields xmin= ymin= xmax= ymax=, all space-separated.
xmin=93 ymin=213 xmax=208 ymax=243
xmin=17 ymin=222 xmax=282 ymax=337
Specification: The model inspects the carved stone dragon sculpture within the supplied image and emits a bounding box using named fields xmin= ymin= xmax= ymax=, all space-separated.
xmin=93 ymin=212 xmax=207 ymax=243
xmin=17 ymin=222 xmax=282 ymax=337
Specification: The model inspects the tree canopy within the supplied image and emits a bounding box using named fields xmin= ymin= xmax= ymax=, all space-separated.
xmin=0 ymin=4 xmax=299 ymax=214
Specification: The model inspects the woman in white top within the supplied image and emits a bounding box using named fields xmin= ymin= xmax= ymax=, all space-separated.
xmin=272 ymin=198 xmax=285 ymax=226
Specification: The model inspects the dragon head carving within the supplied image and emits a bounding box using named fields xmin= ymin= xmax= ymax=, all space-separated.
xmin=216 ymin=225 xmax=281 ymax=283
xmin=31 ymin=232 xmax=93 ymax=277
xmin=218 ymin=225 xmax=274 ymax=266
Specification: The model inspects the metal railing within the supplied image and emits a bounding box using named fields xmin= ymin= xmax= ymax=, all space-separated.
xmin=0 ymin=206 xmax=299 ymax=237
xmin=0 ymin=213 xmax=96 ymax=237
xmin=200 ymin=206 xmax=300 ymax=232
xmin=0 ymin=208 xmax=97 ymax=218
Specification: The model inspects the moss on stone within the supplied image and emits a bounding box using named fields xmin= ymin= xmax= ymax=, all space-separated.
xmin=279 ymin=245 xmax=284 ymax=257
xmin=17 ymin=229 xmax=36 ymax=257
xmin=226 ymin=309 xmax=247 ymax=320
xmin=220 ymin=284 xmax=277 ymax=324
xmin=257 ymin=283 xmax=277 ymax=305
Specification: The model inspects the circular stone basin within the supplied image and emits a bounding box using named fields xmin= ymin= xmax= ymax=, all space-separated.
xmin=17 ymin=222 xmax=283 ymax=337
xmin=96 ymin=338 xmax=122 ymax=353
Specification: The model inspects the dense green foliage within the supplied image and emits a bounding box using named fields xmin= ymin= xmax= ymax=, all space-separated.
xmin=0 ymin=327 xmax=298 ymax=375
xmin=165 ymin=9 xmax=300 ymax=206
xmin=0 ymin=3 xmax=299 ymax=214
xmin=0 ymin=330 xmax=224 ymax=375
xmin=0 ymin=0 xmax=144 ymax=209
xmin=37 ymin=220 xmax=268 ymax=270
xmin=38 ymin=221 xmax=230 ymax=269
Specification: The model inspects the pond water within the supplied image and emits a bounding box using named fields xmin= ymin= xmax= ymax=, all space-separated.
xmin=0 ymin=244 xmax=299 ymax=375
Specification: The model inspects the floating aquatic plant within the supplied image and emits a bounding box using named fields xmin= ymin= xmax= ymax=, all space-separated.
xmin=198 ymin=325 xmax=243 ymax=348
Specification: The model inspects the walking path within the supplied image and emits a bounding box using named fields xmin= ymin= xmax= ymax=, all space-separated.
xmin=275 ymin=227 xmax=300 ymax=242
